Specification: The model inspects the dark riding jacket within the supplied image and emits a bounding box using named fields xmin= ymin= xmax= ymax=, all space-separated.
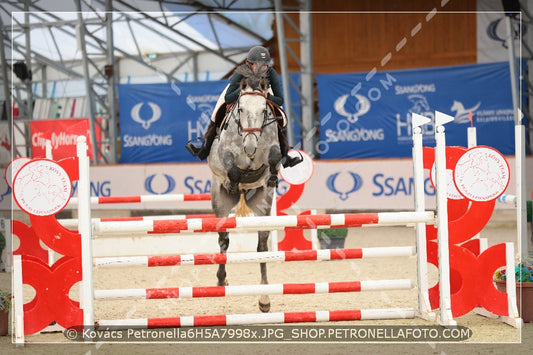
xmin=224 ymin=66 xmax=284 ymax=107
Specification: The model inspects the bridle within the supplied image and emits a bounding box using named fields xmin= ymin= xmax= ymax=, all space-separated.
xmin=229 ymin=90 xmax=282 ymax=156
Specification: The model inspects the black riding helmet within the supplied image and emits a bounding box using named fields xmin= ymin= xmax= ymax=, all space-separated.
xmin=246 ymin=46 xmax=273 ymax=66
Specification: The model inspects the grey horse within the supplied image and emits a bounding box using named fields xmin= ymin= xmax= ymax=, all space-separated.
xmin=208 ymin=65 xmax=282 ymax=312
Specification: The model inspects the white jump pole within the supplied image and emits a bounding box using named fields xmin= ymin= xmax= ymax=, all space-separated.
xmin=13 ymin=254 xmax=24 ymax=343
xmin=77 ymin=136 xmax=95 ymax=338
xmin=502 ymin=242 xmax=522 ymax=327
xmin=93 ymin=246 xmax=416 ymax=268
xmin=466 ymin=123 xmax=490 ymax=254
xmin=97 ymin=307 xmax=416 ymax=328
xmin=94 ymin=279 xmax=415 ymax=300
xmin=467 ymin=126 xmax=477 ymax=149
xmin=45 ymin=140 xmax=56 ymax=266
xmin=434 ymin=111 xmax=456 ymax=327
xmin=411 ymin=113 xmax=435 ymax=321
xmin=67 ymin=193 xmax=211 ymax=206
xmin=515 ymin=123 xmax=528 ymax=262
xmin=90 ymin=211 xmax=435 ymax=235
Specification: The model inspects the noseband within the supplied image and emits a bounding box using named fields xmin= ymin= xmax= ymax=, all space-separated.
xmin=234 ymin=91 xmax=280 ymax=137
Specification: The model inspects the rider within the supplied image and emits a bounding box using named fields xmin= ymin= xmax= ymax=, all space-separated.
xmin=185 ymin=46 xmax=302 ymax=168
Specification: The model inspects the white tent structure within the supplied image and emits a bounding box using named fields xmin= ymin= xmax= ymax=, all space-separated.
xmin=1 ymin=0 xmax=314 ymax=164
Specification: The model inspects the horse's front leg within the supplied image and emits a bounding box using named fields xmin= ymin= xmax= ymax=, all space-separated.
xmin=257 ymin=230 xmax=270 ymax=312
xmin=222 ymin=151 xmax=241 ymax=193
xmin=211 ymin=179 xmax=237 ymax=287
xmin=217 ymin=231 xmax=229 ymax=286
xmin=267 ymin=145 xmax=282 ymax=187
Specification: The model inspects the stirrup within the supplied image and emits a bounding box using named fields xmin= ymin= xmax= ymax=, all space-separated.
xmin=185 ymin=138 xmax=204 ymax=157
xmin=282 ymin=151 xmax=303 ymax=168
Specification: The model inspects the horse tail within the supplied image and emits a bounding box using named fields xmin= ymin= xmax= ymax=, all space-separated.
xmin=236 ymin=193 xmax=253 ymax=217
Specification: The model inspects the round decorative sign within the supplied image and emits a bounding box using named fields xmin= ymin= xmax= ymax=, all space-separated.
xmin=453 ymin=146 xmax=510 ymax=202
xmin=13 ymin=159 xmax=72 ymax=216
xmin=279 ymin=149 xmax=314 ymax=185
xmin=4 ymin=157 xmax=31 ymax=188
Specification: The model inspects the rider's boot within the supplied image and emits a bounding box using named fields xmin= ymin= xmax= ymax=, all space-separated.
xmin=185 ymin=121 xmax=217 ymax=161
xmin=279 ymin=128 xmax=303 ymax=168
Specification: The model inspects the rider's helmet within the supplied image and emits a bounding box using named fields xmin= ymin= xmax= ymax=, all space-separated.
xmin=246 ymin=46 xmax=273 ymax=66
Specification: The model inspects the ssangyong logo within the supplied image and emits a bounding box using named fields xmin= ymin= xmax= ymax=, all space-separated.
xmin=145 ymin=174 xmax=176 ymax=195
xmin=334 ymin=94 xmax=370 ymax=123
xmin=130 ymin=102 xmax=162 ymax=129
xmin=326 ymin=171 xmax=363 ymax=201
xmin=123 ymin=102 xmax=172 ymax=148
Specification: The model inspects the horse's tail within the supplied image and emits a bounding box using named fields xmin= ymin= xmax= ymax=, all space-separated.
xmin=236 ymin=193 xmax=253 ymax=217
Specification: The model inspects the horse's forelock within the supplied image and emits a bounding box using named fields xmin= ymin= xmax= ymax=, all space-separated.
xmin=235 ymin=64 xmax=269 ymax=92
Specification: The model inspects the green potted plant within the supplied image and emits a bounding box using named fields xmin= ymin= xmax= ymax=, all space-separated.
xmin=494 ymin=261 xmax=533 ymax=323
xmin=317 ymin=228 xmax=348 ymax=249
xmin=0 ymin=290 xmax=11 ymax=336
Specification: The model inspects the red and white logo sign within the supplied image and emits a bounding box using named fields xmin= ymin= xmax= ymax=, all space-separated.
xmin=30 ymin=118 xmax=98 ymax=161
xmin=13 ymin=159 xmax=72 ymax=216
xmin=453 ymin=146 xmax=510 ymax=201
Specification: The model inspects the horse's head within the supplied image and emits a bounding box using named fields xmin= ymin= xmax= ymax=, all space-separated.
xmin=235 ymin=70 xmax=271 ymax=158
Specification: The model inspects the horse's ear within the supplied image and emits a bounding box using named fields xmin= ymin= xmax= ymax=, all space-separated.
xmin=240 ymin=78 xmax=248 ymax=90
xmin=259 ymin=77 xmax=268 ymax=92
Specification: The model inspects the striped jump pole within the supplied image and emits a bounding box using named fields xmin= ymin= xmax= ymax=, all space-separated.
xmin=97 ymin=308 xmax=416 ymax=328
xmin=94 ymin=246 xmax=415 ymax=268
xmin=94 ymin=279 xmax=414 ymax=300
xmin=67 ymin=193 xmax=211 ymax=206
xmin=92 ymin=211 xmax=435 ymax=235
xmin=58 ymin=214 xmax=215 ymax=229
xmin=497 ymin=194 xmax=517 ymax=206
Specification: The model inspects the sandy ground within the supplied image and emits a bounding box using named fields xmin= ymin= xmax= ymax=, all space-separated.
xmin=0 ymin=211 xmax=532 ymax=354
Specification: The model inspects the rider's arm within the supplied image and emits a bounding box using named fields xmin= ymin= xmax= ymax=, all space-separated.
xmin=224 ymin=73 xmax=244 ymax=105
xmin=267 ymin=68 xmax=284 ymax=106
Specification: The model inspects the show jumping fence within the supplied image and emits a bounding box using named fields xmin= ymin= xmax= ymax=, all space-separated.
xmin=10 ymin=112 xmax=523 ymax=342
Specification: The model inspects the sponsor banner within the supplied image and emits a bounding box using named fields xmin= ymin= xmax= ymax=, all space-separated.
xmin=118 ymin=75 xmax=301 ymax=163
xmin=118 ymin=81 xmax=228 ymax=163
xmin=316 ymin=61 xmax=516 ymax=159
xmin=30 ymin=118 xmax=97 ymax=161
xmin=2 ymin=156 xmax=522 ymax=212
xmin=477 ymin=0 xmax=522 ymax=63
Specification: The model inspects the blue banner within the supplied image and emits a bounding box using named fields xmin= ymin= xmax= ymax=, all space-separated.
xmin=316 ymin=61 xmax=516 ymax=159
xmin=118 ymin=81 xmax=228 ymax=163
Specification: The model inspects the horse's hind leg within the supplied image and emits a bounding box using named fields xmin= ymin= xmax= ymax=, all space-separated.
xmin=217 ymin=231 xmax=229 ymax=286
xmin=257 ymin=230 xmax=270 ymax=312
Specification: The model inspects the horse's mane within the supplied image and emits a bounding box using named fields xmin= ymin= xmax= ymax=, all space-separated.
xmin=235 ymin=64 xmax=269 ymax=92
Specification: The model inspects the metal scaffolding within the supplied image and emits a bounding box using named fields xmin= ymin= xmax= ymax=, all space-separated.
xmin=0 ymin=0 xmax=279 ymax=164
xmin=274 ymin=0 xmax=316 ymax=157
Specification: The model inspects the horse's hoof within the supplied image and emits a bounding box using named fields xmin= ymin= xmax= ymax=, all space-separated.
xmin=217 ymin=280 xmax=228 ymax=286
xmin=259 ymin=301 xmax=271 ymax=313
